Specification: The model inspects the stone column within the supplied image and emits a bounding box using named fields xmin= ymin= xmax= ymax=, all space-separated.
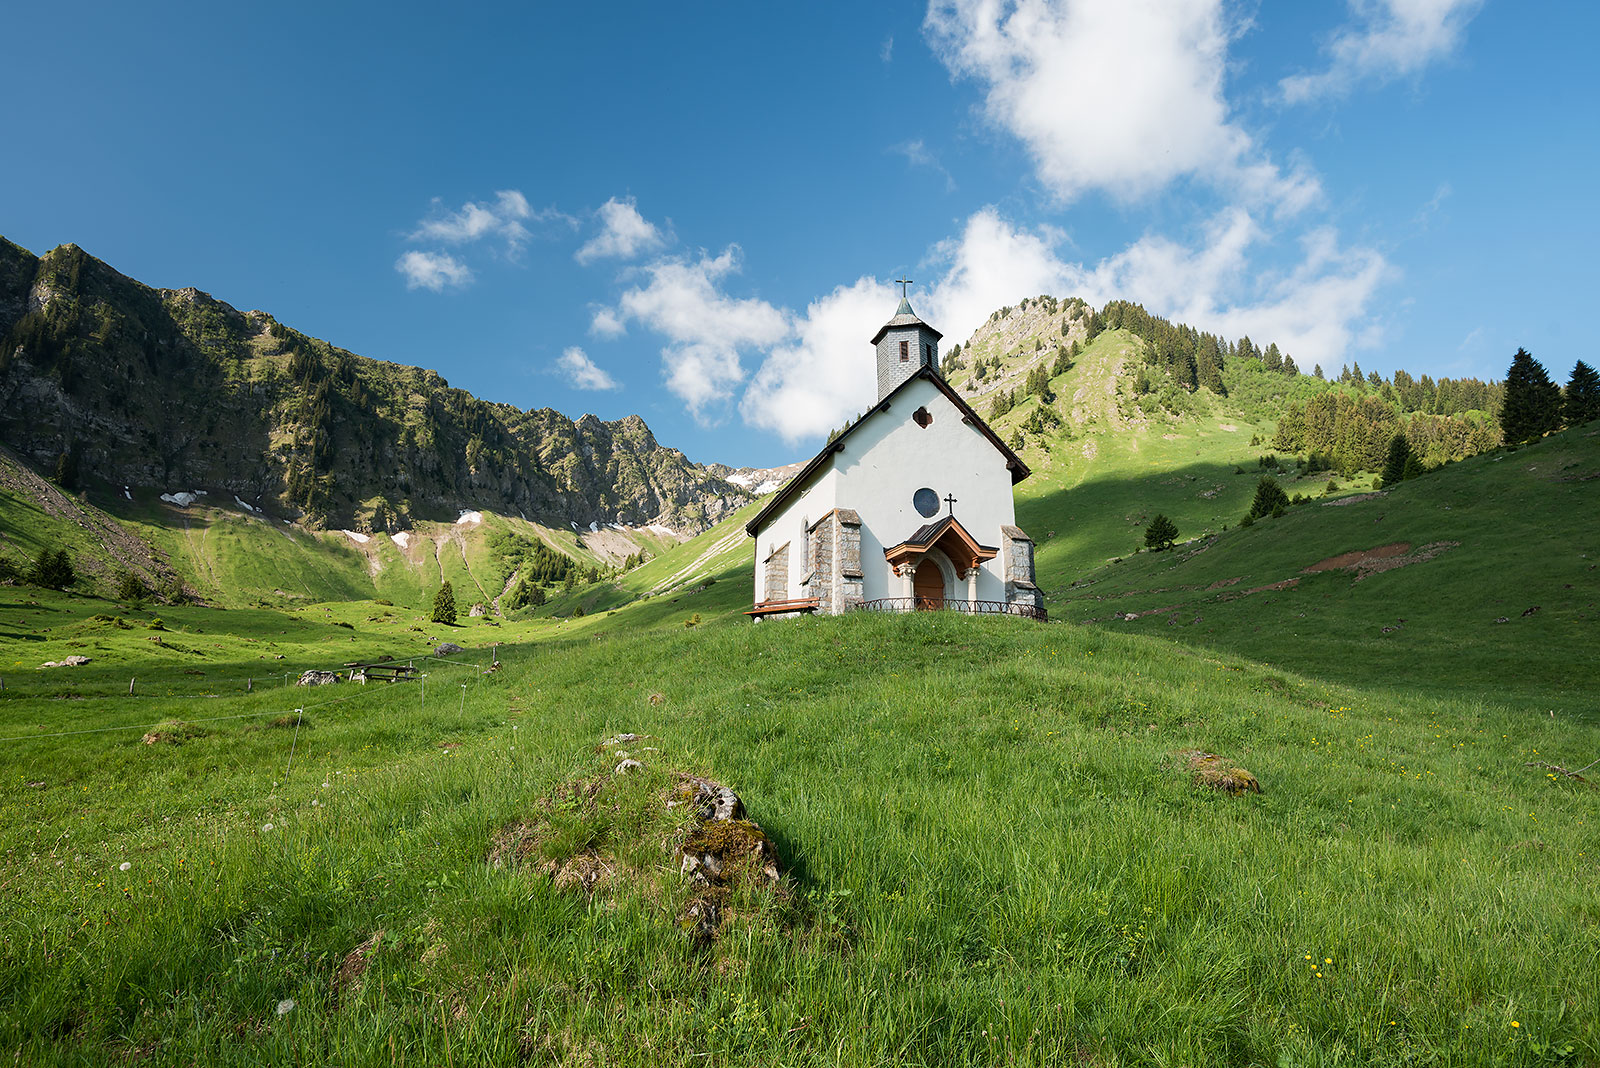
xmin=899 ymin=562 xmax=916 ymax=601
xmin=965 ymin=566 xmax=981 ymax=609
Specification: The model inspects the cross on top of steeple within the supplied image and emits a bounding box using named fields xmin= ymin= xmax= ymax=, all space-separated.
xmin=894 ymin=277 xmax=915 ymax=315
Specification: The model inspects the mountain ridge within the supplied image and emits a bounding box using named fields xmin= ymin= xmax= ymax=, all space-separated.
xmin=0 ymin=238 xmax=750 ymax=535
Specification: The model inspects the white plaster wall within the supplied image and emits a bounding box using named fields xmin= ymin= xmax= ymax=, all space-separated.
xmin=829 ymin=378 xmax=1018 ymax=603
xmin=752 ymin=467 xmax=837 ymax=602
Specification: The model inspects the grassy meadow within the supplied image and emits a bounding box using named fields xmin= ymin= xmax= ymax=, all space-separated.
xmin=3 ymin=325 xmax=1598 ymax=1065
xmin=3 ymin=602 xmax=1597 ymax=1065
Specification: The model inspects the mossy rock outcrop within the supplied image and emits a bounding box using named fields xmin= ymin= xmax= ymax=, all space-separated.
xmin=1177 ymin=749 xmax=1262 ymax=795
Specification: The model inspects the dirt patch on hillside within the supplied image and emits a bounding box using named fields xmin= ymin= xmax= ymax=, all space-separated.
xmin=1302 ymin=541 xmax=1460 ymax=581
xmin=1244 ymin=578 xmax=1299 ymax=594
xmin=1304 ymin=543 xmax=1411 ymax=573
xmin=1353 ymin=541 xmax=1460 ymax=580
xmin=1321 ymin=491 xmax=1388 ymax=507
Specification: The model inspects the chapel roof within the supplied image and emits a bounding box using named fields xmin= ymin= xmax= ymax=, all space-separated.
xmin=744 ymin=366 xmax=1029 ymax=536
xmin=870 ymin=298 xmax=943 ymax=345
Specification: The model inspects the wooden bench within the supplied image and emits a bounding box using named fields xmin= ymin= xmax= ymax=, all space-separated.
xmin=744 ymin=598 xmax=821 ymax=618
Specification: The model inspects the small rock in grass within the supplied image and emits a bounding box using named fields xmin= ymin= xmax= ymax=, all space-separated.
xmin=602 ymin=732 xmax=647 ymax=747
xmin=142 ymin=720 xmax=206 ymax=745
xmin=435 ymin=642 xmax=465 ymax=656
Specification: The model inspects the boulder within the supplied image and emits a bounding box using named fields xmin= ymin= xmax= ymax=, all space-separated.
xmin=435 ymin=642 xmax=464 ymax=656
xmin=670 ymin=776 xmax=745 ymax=822
xmin=41 ymin=655 xmax=92 ymax=668
xmin=297 ymin=670 xmax=340 ymax=686
xmin=468 ymin=603 xmax=486 ymax=617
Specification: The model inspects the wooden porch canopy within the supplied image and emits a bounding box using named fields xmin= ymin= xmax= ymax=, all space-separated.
xmin=883 ymin=516 xmax=998 ymax=573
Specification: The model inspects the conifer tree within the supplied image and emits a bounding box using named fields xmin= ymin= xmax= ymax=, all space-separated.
xmin=431 ymin=580 xmax=457 ymax=625
xmin=1564 ymin=360 xmax=1600 ymax=426
xmin=1262 ymin=343 xmax=1283 ymax=372
xmin=1144 ymin=514 xmax=1178 ymax=552
xmin=1499 ymin=347 xmax=1563 ymax=444
xmin=1379 ymin=433 xmax=1414 ymax=487
xmin=30 ymin=548 xmax=75 ymax=590
xmin=1247 ymin=477 xmax=1290 ymax=521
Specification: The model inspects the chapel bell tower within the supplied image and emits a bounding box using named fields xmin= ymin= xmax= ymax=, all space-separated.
xmin=870 ymin=279 xmax=943 ymax=402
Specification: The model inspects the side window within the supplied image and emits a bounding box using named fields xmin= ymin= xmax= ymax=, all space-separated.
xmin=899 ymin=340 xmax=909 ymax=362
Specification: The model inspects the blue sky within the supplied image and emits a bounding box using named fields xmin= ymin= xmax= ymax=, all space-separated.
xmin=4 ymin=1 xmax=1595 ymax=468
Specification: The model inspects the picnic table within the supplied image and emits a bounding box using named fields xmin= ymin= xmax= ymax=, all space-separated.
xmin=345 ymin=662 xmax=420 ymax=683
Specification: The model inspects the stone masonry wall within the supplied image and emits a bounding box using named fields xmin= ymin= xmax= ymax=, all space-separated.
xmin=836 ymin=509 xmax=863 ymax=610
xmin=763 ymin=542 xmax=789 ymax=604
xmin=809 ymin=514 xmax=835 ymax=614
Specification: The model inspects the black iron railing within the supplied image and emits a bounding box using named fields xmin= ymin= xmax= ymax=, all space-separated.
xmin=850 ymin=597 xmax=1047 ymax=622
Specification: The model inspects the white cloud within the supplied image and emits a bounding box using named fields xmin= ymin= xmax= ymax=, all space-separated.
xmin=395 ymin=250 xmax=473 ymax=291
xmin=891 ymin=139 xmax=956 ymax=191
xmin=924 ymin=0 xmax=1318 ymax=210
xmin=741 ymin=277 xmax=898 ymax=442
xmin=923 ymin=208 xmax=1077 ymax=342
xmin=737 ymin=206 xmax=1390 ymax=444
xmin=557 ymin=346 xmax=620 ymax=391
xmin=575 ymin=197 xmax=668 ymax=265
xmin=1191 ymin=228 xmax=1392 ymax=368
xmin=1281 ymin=0 xmax=1483 ymax=104
xmin=881 ymin=34 xmax=895 ymax=62
xmin=662 ymin=344 xmax=750 ymax=420
xmin=589 ymin=306 xmax=627 ymax=338
xmin=598 ymin=247 xmax=791 ymax=420
xmin=411 ymin=189 xmax=537 ymax=252
xmin=1076 ymin=207 xmax=1261 ymax=322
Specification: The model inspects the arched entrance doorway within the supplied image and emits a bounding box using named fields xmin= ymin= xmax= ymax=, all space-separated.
xmin=913 ymin=564 xmax=944 ymax=609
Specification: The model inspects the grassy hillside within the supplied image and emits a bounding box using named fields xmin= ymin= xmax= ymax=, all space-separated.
xmin=2 ymin=610 xmax=1595 ymax=1065
xmin=3 ymin=295 xmax=1596 ymax=1063
xmin=1053 ymin=423 xmax=1600 ymax=716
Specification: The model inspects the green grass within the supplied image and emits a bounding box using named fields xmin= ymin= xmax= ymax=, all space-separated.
xmin=2 ymin=611 xmax=1596 ymax=1065
xmin=3 ymin=318 xmax=1597 ymax=1064
xmin=1051 ymin=424 xmax=1600 ymax=717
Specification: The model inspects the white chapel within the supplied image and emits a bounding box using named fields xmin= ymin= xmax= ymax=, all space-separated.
xmin=745 ymin=289 xmax=1044 ymax=621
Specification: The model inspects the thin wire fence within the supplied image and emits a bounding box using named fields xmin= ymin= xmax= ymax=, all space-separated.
xmin=0 ymin=645 xmax=506 ymax=700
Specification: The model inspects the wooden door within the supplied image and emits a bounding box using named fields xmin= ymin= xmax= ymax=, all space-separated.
xmin=913 ymin=566 xmax=944 ymax=610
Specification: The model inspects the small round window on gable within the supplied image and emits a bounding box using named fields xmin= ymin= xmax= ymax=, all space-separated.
xmin=913 ymin=487 xmax=940 ymax=518
xmin=913 ymin=406 xmax=933 ymax=428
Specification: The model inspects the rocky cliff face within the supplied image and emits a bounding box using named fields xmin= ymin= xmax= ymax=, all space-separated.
xmin=0 ymin=239 xmax=750 ymax=532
